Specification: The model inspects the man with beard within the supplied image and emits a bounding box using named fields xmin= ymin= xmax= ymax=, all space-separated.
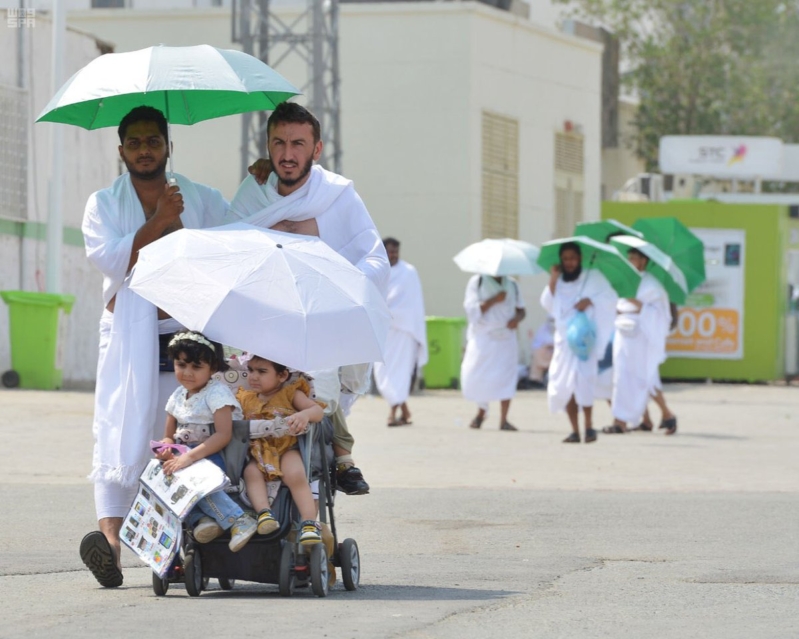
xmin=79 ymin=106 xmax=235 ymax=587
xmin=230 ymin=101 xmax=389 ymax=496
xmin=373 ymin=237 xmax=428 ymax=427
xmin=540 ymin=242 xmax=617 ymax=443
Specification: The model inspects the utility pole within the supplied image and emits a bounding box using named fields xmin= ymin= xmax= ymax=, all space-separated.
xmin=46 ymin=0 xmax=65 ymax=294
xmin=232 ymin=0 xmax=341 ymax=176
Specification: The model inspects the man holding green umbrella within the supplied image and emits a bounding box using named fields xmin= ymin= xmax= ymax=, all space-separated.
xmin=78 ymin=106 xmax=271 ymax=588
xmin=539 ymin=240 xmax=621 ymax=443
xmin=603 ymin=239 xmax=679 ymax=435
xmin=574 ymin=220 xmax=644 ymax=405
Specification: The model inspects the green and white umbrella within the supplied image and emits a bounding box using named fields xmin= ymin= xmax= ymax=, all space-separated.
xmin=36 ymin=44 xmax=300 ymax=129
xmin=610 ymin=235 xmax=688 ymax=304
xmin=574 ymin=219 xmax=643 ymax=244
xmin=632 ymin=217 xmax=705 ymax=292
xmin=536 ymin=236 xmax=641 ymax=298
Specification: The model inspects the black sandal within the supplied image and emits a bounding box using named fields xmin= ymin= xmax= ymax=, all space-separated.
xmin=602 ymin=425 xmax=626 ymax=434
xmin=584 ymin=428 xmax=597 ymax=443
xmin=469 ymin=415 xmax=484 ymax=429
xmin=563 ymin=432 xmax=580 ymax=443
xmin=79 ymin=531 xmax=123 ymax=588
xmin=663 ymin=416 xmax=677 ymax=435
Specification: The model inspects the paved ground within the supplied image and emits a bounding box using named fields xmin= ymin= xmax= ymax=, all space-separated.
xmin=1 ymin=383 xmax=797 ymax=639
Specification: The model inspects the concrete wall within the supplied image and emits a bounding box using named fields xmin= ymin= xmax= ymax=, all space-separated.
xmin=60 ymin=1 xmax=601 ymax=379
xmin=0 ymin=15 xmax=117 ymax=386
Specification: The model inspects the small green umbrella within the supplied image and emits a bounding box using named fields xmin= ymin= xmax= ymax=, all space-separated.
xmin=632 ymin=217 xmax=705 ymax=292
xmin=537 ymin=236 xmax=641 ymax=298
xmin=574 ymin=219 xmax=643 ymax=244
xmin=610 ymin=235 xmax=688 ymax=304
xmin=36 ymin=44 xmax=300 ymax=129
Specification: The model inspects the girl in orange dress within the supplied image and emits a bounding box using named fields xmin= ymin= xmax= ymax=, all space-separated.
xmin=237 ymin=355 xmax=325 ymax=545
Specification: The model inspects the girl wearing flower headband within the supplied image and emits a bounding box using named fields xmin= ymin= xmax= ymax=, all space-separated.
xmin=155 ymin=331 xmax=257 ymax=552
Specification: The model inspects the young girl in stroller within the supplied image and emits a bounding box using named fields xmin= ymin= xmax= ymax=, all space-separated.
xmin=155 ymin=331 xmax=257 ymax=552
xmin=237 ymin=355 xmax=325 ymax=545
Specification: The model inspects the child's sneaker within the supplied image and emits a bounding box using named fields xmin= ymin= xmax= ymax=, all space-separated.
xmin=228 ymin=514 xmax=257 ymax=552
xmin=257 ymin=508 xmax=280 ymax=535
xmin=193 ymin=516 xmax=224 ymax=543
xmin=298 ymin=520 xmax=322 ymax=545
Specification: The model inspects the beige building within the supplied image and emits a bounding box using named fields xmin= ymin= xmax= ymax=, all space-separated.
xmin=0 ymin=1 xmax=604 ymax=383
xmin=0 ymin=13 xmax=117 ymax=386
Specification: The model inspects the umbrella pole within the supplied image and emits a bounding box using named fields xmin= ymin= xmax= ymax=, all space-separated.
xmin=166 ymin=107 xmax=176 ymax=185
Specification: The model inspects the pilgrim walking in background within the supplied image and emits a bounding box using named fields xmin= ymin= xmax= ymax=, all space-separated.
xmin=461 ymin=275 xmax=526 ymax=431
xmin=541 ymin=242 xmax=617 ymax=443
xmin=373 ymin=238 xmax=428 ymax=427
xmin=605 ymin=248 xmax=677 ymax=434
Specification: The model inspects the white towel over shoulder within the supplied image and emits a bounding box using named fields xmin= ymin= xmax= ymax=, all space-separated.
xmin=83 ymin=173 xmax=229 ymax=486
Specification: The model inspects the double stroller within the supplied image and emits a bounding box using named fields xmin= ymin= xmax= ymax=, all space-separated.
xmin=151 ymin=368 xmax=360 ymax=598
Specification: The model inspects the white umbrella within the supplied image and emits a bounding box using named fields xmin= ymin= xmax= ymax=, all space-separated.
xmin=453 ymin=238 xmax=543 ymax=276
xmin=129 ymin=223 xmax=390 ymax=371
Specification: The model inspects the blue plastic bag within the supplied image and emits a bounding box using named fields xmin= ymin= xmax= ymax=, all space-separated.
xmin=566 ymin=311 xmax=597 ymax=362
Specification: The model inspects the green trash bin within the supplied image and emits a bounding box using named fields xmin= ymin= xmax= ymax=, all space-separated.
xmin=422 ymin=316 xmax=467 ymax=389
xmin=1 ymin=290 xmax=75 ymax=390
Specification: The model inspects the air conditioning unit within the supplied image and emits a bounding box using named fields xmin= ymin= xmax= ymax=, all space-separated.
xmin=614 ymin=173 xmax=664 ymax=202
xmin=637 ymin=173 xmax=663 ymax=201
xmin=668 ymin=174 xmax=698 ymax=199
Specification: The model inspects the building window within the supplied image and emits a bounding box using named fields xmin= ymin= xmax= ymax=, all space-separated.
xmin=554 ymin=132 xmax=585 ymax=238
xmin=0 ymin=84 xmax=28 ymax=221
xmin=481 ymin=111 xmax=519 ymax=239
xmin=92 ymin=0 xmax=126 ymax=8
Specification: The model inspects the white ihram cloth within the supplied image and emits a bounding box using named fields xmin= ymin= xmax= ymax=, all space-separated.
xmin=230 ymin=165 xmax=390 ymax=412
xmin=460 ymin=276 xmax=524 ymax=405
xmin=374 ymin=260 xmax=428 ymax=406
xmin=540 ymin=270 xmax=617 ymax=412
xmin=611 ymin=272 xmax=670 ymax=424
xmin=83 ymin=173 xmax=229 ymax=489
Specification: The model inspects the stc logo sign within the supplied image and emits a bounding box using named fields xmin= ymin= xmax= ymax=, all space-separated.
xmin=728 ymin=144 xmax=747 ymax=166
xmin=694 ymin=144 xmax=747 ymax=166
xmin=659 ymin=136 xmax=782 ymax=177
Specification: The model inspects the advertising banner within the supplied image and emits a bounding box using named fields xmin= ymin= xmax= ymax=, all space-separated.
xmin=667 ymin=228 xmax=745 ymax=359
xmin=659 ymin=136 xmax=783 ymax=178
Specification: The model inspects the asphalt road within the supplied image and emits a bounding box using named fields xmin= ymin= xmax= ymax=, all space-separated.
xmin=1 ymin=383 xmax=797 ymax=639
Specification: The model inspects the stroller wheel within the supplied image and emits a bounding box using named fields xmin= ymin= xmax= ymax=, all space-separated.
xmin=184 ymin=549 xmax=203 ymax=597
xmin=152 ymin=572 xmax=169 ymax=596
xmin=339 ymin=539 xmax=360 ymax=591
xmin=218 ymin=578 xmax=235 ymax=590
xmin=310 ymin=543 xmax=329 ymax=598
xmin=278 ymin=542 xmax=295 ymax=597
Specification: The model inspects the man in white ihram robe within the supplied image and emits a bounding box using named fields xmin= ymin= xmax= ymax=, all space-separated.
xmin=229 ymin=102 xmax=388 ymax=495
xmin=540 ymin=243 xmax=617 ymax=443
xmin=461 ymin=275 xmax=526 ymax=431
xmin=81 ymin=106 xmax=231 ymax=587
xmin=606 ymin=249 xmax=677 ymax=434
xmin=373 ymin=238 xmax=428 ymax=426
